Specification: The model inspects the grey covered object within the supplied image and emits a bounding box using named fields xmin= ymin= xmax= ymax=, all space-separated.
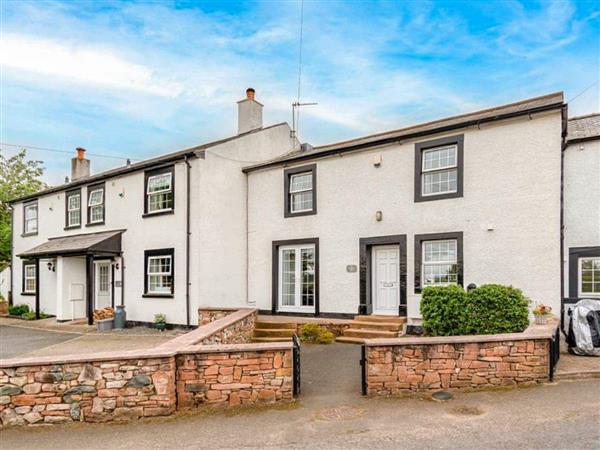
xmin=567 ymin=299 xmax=600 ymax=356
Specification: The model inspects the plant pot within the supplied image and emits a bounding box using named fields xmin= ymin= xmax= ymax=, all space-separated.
xmin=96 ymin=318 xmax=114 ymax=332
xmin=155 ymin=322 xmax=166 ymax=331
xmin=534 ymin=314 xmax=548 ymax=325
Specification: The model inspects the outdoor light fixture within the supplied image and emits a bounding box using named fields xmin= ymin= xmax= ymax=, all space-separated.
xmin=114 ymin=262 xmax=120 ymax=270
xmin=47 ymin=261 xmax=55 ymax=272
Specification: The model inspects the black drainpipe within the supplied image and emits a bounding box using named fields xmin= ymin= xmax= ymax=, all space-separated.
xmin=560 ymin=103 xmax=568 ymax=336
xmin=184 ymin=156 xmax=191 ymax=327
xmin=9 ymin=205 xmax=14 ymax=305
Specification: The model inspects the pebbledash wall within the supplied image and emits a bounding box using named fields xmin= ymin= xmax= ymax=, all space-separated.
xmin=0 ymin=308 xmax=293 ymax=427
xmin=364 ymin=321 xmax=559 ymax=395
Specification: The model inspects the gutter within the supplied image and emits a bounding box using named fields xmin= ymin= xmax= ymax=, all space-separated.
xmin=184 ymin=156 xmax=192 ymax=327
xmin=242 ymin=101 xmax=565 ymax=173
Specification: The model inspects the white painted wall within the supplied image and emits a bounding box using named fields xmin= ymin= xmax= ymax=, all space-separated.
xmin=563 ymin=138 xmax=600 ymax=298
xmin=0 ymin=267 xmax=10 ymax=301
xmin=247 ymin=111 xmax=563 ymax=322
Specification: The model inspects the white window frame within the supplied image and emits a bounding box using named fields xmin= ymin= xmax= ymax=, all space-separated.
xmin=278 ymin=244 xmax=316 ymax=312
xmin=98 ymin=264 xmax=110 ymax=293
xmin=147 ymin=254 xmax=173 ymax=295
xmin=24 ymin=203 xmax=38 ymax=235
xmin=289 ymin=172 xmax=314 ymax=213
xmin=422 ymin=239 xmax=458 ymax=287
xmin=67 ymin=192 xmax=81 ymax=227
xmin=146 ymin=172 xmax=173 ymax=214
xmin=23 ymin=263 xmax=36 ymax=293
xmin=88 ymin=188 xmax=104 ymax=224
xmin=421 ymin=144 xmax=458 ymax=197
xmin=579 ymin=257 xmax=600 ymax=297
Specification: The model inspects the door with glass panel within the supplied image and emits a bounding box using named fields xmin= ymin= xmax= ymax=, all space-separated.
xmin=278 ymin=244 xmax=316 ymax=312
xmin=94 ymin=262 xmax=112 ymax=309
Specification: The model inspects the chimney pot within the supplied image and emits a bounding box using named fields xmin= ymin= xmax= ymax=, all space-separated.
xmin=246 ymin=87 xmax=255 ymax=100
xmin=76 ymin=147 xmax=86 ymax=160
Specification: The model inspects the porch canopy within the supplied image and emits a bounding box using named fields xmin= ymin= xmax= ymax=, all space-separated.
xmin=18 ymin=230 xmax=125 ymax=323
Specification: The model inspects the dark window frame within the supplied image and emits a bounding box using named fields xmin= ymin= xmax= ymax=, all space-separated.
xmin=143 ymin=166 xmax=175 ymax=218
xmin=414 ymin=232 xmax=463 ymax=293
xmin=65 ymin=188 xmax=82 ymax=230
xmin=414 ymin=134 xmax=464 ymax=203
xmin=284 ymin=164 xmax=317 ymax=218
xmin=272 ymin=238 xmax=320 ymax=316
xmin=359 ymin=235 xmax=407 ymax=316
xmin=86 ymin=182 xmax=105 ymax=227
xmin=568 ymin=246 xmax=600 ymax=299
xmin=143 ymin=248 xmax=175 ymax=298
xmin=21 ymin=260 xmax=37 ymax=296
xmin=22 ymin=200 xmax=39 ymax=237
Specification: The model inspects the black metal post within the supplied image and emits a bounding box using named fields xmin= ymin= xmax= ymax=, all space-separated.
xmin=34 ymin=258 xmax=40 ymax=320
xmin=86 ymin=255 xmax=94 ymax=325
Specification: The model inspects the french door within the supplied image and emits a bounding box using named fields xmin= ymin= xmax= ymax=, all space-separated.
xmin=278 ymin=244 xmax=316 ymax=312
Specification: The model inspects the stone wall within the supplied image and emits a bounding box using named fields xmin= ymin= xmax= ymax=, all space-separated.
xmin=199 ymin=312 xmax=256 ymax=345
xmin=365 ymin=322 xmax=558 ymax=396
xmin=177 ymin=343 xmax=293 ymax=408
xmin=198 ymin=307 xmax=238 ymax=326
xmin=0 ymin=356 xmax=175 ymax=426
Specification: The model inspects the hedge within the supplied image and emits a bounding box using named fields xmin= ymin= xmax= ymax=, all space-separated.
xmin=420 ymin=284 xmax=530 ymax=336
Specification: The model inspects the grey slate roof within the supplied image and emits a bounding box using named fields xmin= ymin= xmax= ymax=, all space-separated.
xmin=18 ymin=230 xmax=125 ymax=258
xmin=243 ymin=92 xmax=564 ymax=172
xmin=567 ymin=113 xmax=600 ymax=143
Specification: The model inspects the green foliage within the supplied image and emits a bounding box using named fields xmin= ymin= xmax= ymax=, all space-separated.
xmin=154 ymin=313 xmax=167 ymax=323
xmin=421 ymin=284 xmax=530 ymax=336
xmin=20 ymin=310 xmax=49 ymax=320
xmin=0 ymin=149 xmax=46 ymax=264
xmin=8 ymin=303 xmax=30 ymax=316
xmin=299 ymin=323 xmax=335 ymax=344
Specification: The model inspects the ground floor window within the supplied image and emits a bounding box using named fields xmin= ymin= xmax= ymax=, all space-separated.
xmin=144 ymin=249 xmax=174 ymax=297
xmin=414 ymin=232 xmax=463 ymax=293
xmin=579 ymin=257 xmax=600 ymax=297
xmin=273 ymin=239 xmax=319 ymax=313
xmin=23 ymin=262 xmax=36 ymax=294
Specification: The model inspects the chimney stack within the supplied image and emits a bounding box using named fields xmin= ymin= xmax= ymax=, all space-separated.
xmin=71 ymin=147 xmax=90 ymax=181
xmin=237 ymin=87 xmax=263 ymax=134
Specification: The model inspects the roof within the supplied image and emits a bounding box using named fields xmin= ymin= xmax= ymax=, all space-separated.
xmin=567 ymin=113 xmax=600 ymax=144
xmin=243 ymin=92 xmax=565 ymax=172
xmin=10 ymin=122 xmax=288 ymax=204
xmin=18 ymin=230 xmax=125 ymax=259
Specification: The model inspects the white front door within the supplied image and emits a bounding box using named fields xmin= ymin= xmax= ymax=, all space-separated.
xmin=94 ymin=262 xmax=112 ymax=309
xmin=372 ymin=245 xmax=400 ymax=315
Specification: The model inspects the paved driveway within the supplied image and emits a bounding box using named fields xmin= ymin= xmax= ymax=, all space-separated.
xmin=0 ymin=325 xmax=79 ymax=359
xmin=1 ymin=343 xmax=599 ymax=449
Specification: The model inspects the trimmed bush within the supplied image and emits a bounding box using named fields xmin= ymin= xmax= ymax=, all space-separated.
xmin=299 ymin=323 xmax=335 ymax=344
xmin=8 ymin=304 xmax=29 ymax=316
xmin=421 ymin=284 xmax=530 ymax=336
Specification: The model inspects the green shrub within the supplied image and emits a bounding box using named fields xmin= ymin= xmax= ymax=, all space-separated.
xmin=299 ymin=323 xmax=335 ymax=344
xmin=20 ymin=310 xmax=49 ymax=320
xmin=420 ymin=284 xmax=530 ymax=336
xmin=8 ymin=304 xmax=29 ymax=316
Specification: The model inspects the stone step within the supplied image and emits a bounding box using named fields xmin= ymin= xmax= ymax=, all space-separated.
xmin=354 ymin=315 xmax=407 ymax=324
xmin=251 ymin=336 xmax=293 ymax=343
xmin=343 ymin=328 xmax=399 ymax=339
xmin=253 ymin=328 xmax=296 ymax=338
xmin=336 ymin=336 xmax=366 ymax=344
xmin=348 ymin=320 xmax=402 ymax=331
xmin=554 ymin=370 xmax=600 ymax=381
xmin=254 ymin=321 xmax=297 ymax=330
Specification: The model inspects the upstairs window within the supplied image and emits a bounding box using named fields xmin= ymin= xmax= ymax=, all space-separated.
xmin=66 ymin=190 xmax=81 ymax=228
xmin=23 ymin=201 xmax=38 ymax=235
xmin=23 ymin=262 xmax=36 ymax=294
xmin=415 ymin=135 xmax=463 ymax=202
xmin=579 ymin=257 xmax=600 ymax=297
xmin=284 ymin=164 xmax=317 ymax=217
xmin=145 ymin=167 xmax=174 ymax=215
xmin=87 ymin=185 xmax=105 ymax=225
xmin=144 ymin=248 xmax=174 ymax=297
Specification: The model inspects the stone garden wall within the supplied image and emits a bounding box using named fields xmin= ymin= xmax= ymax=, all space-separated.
xmin=198 ymin=307 xmax=238 ymax=326
xmin=365 ymin=321 xmax=558 ymax=396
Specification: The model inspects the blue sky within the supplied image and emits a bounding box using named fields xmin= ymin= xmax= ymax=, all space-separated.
xmin=1 ymin=0 xmax=598 ymax=184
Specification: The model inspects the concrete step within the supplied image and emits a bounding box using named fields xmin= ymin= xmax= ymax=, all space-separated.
xmin=251 ymin=336 xmax=293 ymax=343
xmin=348 ymin=320 xmax=402 ymax=331
xmin=354 ymin=315 xmax=407 ymax=324
xmin=342 ymin=328 xmax=399 ymax=339
xmin=253 ymin=328 xmax=296 ymax=338
xmin=254 ymin=321 xmax=297 ymax=330
xmin=336 ymin=336 xmax=366 ymax=344
xmin=554 ymin=370 xmax=600 ymax=381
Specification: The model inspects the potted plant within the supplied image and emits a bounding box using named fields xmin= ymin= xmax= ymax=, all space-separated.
xmin=154 ymin=313 xmax=167 ymax=331
xmin=532 ymin=304 xmax=552 ymax=325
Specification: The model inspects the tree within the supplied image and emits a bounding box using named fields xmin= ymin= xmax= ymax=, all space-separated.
xmin=0 ymin=149 xmax=46 ymax=267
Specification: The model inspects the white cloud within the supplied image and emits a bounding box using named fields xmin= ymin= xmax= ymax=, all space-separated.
xmin=0 ymin=34 xmax=183 ymax=97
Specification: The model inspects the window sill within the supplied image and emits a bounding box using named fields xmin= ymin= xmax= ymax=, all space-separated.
xmin=21 ymin=232 xmax=38 ymax=238
xmin=20 ymin=292 xmax=36 ymax=296
xmin=64 ymin=225 xmax=81 ymax=231
xmin=142 ymin=210 xmax=174 ymax=218
xmin=142 ymin=293 xmax=174 ymax=298
xmin=86 ymin=221 xmax=105 ymax=227
xmin=414 ymin=191 xmax=463 ymax=203
xmin=284 ymin=209 xmax=317 ymax=218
